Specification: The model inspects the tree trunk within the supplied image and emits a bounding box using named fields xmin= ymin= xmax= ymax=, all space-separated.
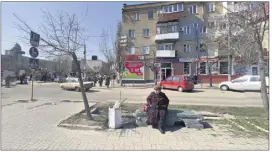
xmin=72 ymin=52 xmax=92 ymax=120
xmin=228 ymin=55 xmax=233 ymax=81
xmin=154 ymin=71 xmax=157 ymax=85
xmin=259 ymin=55 xmax=269 ymax=117
xmin=254 ymin=28 xmax=269 ymax=118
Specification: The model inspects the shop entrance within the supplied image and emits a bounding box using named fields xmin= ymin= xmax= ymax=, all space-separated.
xmin=160 ymin=63 xmax=172 ymax=81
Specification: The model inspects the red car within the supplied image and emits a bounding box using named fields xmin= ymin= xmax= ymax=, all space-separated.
xmin=160 ymin=75 xmax=194 ymax=92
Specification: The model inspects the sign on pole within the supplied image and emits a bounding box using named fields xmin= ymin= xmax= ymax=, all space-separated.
xmin=29 ymin=58 xmax=39 ymax=69
xmin=30 ymin=31 xmax=40 ymax=47
xmin=29 ymin=47 xmax=39 ymax=58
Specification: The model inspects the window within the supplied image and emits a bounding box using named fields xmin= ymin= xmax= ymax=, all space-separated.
xmin=173 ymin=5 xmax=178 ymax=12
xmin=163 ymin=4 xmax=183 ymax=13
xmin=185 ymin=76 xmax=193 ymax=81
xmin=143 ymin=29 xmax=149 ymax=37
xmin=168 ymin=5 xmax=173 ymax=12
xmin=184 ymin=26 xmax=191 ymax=34
xmin=199 ymin=62 xmax=207 ymax=74
xmin=166 ymin=77 xmax=173 ymax=82
xmin=183 ymin=44 xmax=191 ymax=52
xmin=142 ymin=46 xmax=150 ymax=54
xmin=219 ymin=62 xmax=228 ymax=74
xmin=250 ymin=76 xmax=260 ymax=82
xmin=157 ymin=22 xmax=178 ymax=34
xmin=233 ymin=77 xmax=248 ymax=83
xmin=129 ymin=47 xmax=135 ymax=55
xmin=220 ymin=23 xmax=227 ymax=29
xmin=178 ymin=3 xmax=184 ymax=11
xmin=208 ymin=3 xmax=215 ymax=12
xmin=173 ymin=76 xmax=181 ymax=82
xmin=208 ymin=22 xmax=215 ymax=28
xmin=148 ymin=10 xmax=154 ymax=19
xmin=184 ymin=62 xmax=191 ymax=75
xmin=190 ymin=5 xmax=198 ymax=14
xmin=134 ymin=12 xmax=140 ymax=20
xmin=193 ymin=23 xmax=198 ymax=28
xmin=199 ymin=43 xmax=207 ymax=52
xmin=200 ymin=26 xmax=207 ymax=33
xmin=158 ymin=43 xmax=173 ymax=50
xmin=164 ymin=6 xmax=169 ymax=13
xmin=170 ymin=24 xmax=178 ymax=32
xmin=128 ymin=30 xmax=135 ymax=38
xmin=252 ymin=67 xmax=258 ymax=75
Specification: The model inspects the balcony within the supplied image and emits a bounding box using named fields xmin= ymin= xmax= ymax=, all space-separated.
xmin=156 ymin=50 xmax=176 ymax=58
xmin=155 ymin=32 xmax=179 ymax=41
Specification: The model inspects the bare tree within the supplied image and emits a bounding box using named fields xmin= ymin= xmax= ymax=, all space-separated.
xmin=197 ymin=42 xmax=219 ymax=87
xmin=99 ymin=22 xmax=125 ymax=86
xmin=52 ymin=55 xmax=72 ymax=76
xmin=143 ymin=47 xmax=159 ymax=85
xmin=217 ymin=2 xmax=269 ymax=115
xmin=14 ymin=11 xmax=93 ymax=119
xmin=114 ymin=22 xmax=126 ymax=85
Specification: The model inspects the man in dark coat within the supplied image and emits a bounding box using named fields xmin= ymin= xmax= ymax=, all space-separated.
xmin=146 ymin=85 xmax=169 ymax=134
xmin=5 ymin=75 xmax=11 ymax=88
xmin=192 ymin=73 xmax=198 ymax=85
xmin=99 ymin=76 xmax=103 ymax=87
xmin=105 ymin=76 xmax=110 ymax=88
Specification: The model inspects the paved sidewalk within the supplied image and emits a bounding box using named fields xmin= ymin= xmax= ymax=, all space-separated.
xmin=1 ymin=99 xmax=269 ymax=150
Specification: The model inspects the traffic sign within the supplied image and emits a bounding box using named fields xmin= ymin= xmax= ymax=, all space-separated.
xmin=29 ymin=58 xmax=39 ymax=69
xmin=30 ymin=31 xmax=40 ymax=47
xmin=29 ymin=47 xmax=39 ymax=58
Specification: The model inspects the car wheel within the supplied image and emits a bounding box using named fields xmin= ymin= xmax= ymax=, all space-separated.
xmin=75 ymin=87 xmax=81 ymax=92
xmin=61 ymin=86 xmax=65 ymax=90
xmin=85 ymin=88 xmax=90 ymax=91
xmin=220 ymin=85 xmax=229 ymax=91
xmin=178 ymin=87 xmax=183 ymax=92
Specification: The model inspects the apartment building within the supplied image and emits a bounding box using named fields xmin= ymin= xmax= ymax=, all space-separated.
xmin=121 ymin=2 xmax=269 ymax=83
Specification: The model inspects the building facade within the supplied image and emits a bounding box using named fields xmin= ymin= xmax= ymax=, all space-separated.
xmin=121 ymin=2 xmax=269 ymax=83
xmin=1 ymin=43 xmax=62 ymax=76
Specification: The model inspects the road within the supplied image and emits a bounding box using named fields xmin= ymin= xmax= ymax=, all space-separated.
xmin=1 ymin=82 xmax=264 ymax=107
xmin=1 ymin=82 xmax=268 ymax=150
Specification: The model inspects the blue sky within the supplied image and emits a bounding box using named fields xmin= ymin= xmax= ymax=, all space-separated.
xmin=1 ymin=1 xmax=143 ymax=61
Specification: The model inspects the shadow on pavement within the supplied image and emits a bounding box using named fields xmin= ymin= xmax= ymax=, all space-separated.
xmin=86 ymin=90 xmax=100 ymax=93
xmin=186 ymin=90 xmax=204 ymax=93
xmin=165 ymin=121 xmax=213 ymax=133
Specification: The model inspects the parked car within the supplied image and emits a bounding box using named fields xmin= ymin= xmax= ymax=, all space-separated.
xmin=219 ymin=75 xmax=269 ymax=93
xmin=60 ymin=77 xmax=94 ymax=92
xmin=160 ymin=75 xmax=194 ymax=92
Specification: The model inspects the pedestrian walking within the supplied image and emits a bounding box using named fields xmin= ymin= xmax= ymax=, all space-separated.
xmin=192 ymin=73 xmax=198 ymax=85
xmin=5 ymin=75 xmax=11 ymax=88
xmin=29 ymin=74 xmax=33 ymax=81
xmin=105 ymin=76 xmax=110 ymax=88
xmin=99 ymin=76 xmax=103 ymax=87
xmin=93 ymin=76 xmax=97 ymax=87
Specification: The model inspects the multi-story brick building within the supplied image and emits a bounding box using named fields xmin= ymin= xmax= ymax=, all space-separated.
xmin=121 ymin=2 xmax=269 ymax=84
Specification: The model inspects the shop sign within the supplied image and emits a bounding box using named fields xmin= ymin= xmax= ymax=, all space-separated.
xmin=123 ymin=61 xmax=144 ymax=80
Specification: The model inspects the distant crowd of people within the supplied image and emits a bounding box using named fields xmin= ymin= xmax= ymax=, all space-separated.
xmin=88 ymin=73 xmax=116 ymax=88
